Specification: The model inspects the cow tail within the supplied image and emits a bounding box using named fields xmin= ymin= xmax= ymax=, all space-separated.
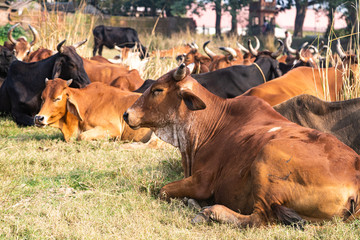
xmin=271 ymin=203 xmax=306 ymax=230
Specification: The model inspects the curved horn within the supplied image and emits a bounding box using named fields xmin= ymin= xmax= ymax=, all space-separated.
xmin=271 ymin=39 xmax=284 ymax=58
xmin=7 ymin=23 xmax=20 ymax=45
xmin=219 ymin=47 xmax=237 ymax=60
xmin=173 ymin=63 xmax=187 ymax=81
xmin=284 ymin=34 xmax=297 ymax=54
xmin=254 ymin=36 xmax=260 ymax=51
xmin=248 ymin=39 xmax=258 ymax=57
xmin=28 ymin=24 xmax=39 ymax=46
xmin=73 ymin=39 xmax=87 ymax=49
xmin=236 ymin=42 xmax=249 ymax=53
xmin=298 ymin=48 xmax=306 ymax=62
xmin=308 ymin=45 xmax=318 ymax=54
xmin=336 ymin=39 xmax=346 ymax=60
xmin=57 ymin=39 xmax=66 ymax=53
xmin=191 ymin=42 xmax=199 ymax=49
xmin=203 ymin=40 xmax=216 ymax=59
xmin=298 ymin=42 xmax=309 ymax=51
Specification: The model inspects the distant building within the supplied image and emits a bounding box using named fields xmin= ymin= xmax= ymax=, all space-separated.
xmin=248 ymin=0 xmax=278 ymax=35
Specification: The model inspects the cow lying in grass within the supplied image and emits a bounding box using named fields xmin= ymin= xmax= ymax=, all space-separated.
xmin=274 ymin=94 xmax=360 ymax=154
xmin=124 ymin=63 xmax=360 ymax=228
xmin=35 ymin=78 xmax=152 ymax=142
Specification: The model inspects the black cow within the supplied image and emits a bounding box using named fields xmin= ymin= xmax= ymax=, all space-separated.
xmin=0 ymin=40 xmax=90 ymax=126
xmin=134 ymin=40 xmax=284 ymax=98
xmin=93 ymin=25 xmax=147 ymax=59
xmin=0 ymin=46 xmax=16 ymax=84
xmin=274 ymin=94 xmax=360 ymax=154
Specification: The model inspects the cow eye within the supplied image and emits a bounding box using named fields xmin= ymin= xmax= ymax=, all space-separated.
xmin=53 ymin=97 xmax=62 ymax=102
xmin=152 ymin=88 xmax=163 ymax=96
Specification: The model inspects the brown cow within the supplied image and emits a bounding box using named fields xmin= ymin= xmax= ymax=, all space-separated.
xmin=34 ymin=78 xmax=152 ymax=142
xmin=243 ymin=41 xmax=358 ymax=106
xmin=4 ymin=23 xmax=39 ymax=61
xmin=183 ymin=43 xmax=211 ymax=74
xmin=123 ymin=63 xmax=360 ymax=228
xmin=27 ymin=48 xmax=55 ymax=62
xmin=150 ymin=43 xmax=193 ymax=58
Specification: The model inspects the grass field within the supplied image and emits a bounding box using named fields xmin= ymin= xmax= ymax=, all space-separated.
xmin=1 ymin=116 xmax=360 ymax=239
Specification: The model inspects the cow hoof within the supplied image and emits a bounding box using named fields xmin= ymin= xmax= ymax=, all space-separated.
xmin=188 ymin=198 xmax=201 ymax=210
xmin=191 ymin=212 xmax=210 ymax=224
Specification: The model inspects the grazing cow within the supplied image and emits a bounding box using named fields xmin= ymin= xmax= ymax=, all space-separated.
xmin=0 ymin=40 xmax=90 ymax=126
xmin=0 ymin=46 xmax=16 ymax=84
xmin=4 ymin=23 xmax=39 ymax=61
xmin=135 ymin=40 xmax=284 ymax=98
xmin=124 ymin=63 xmax=360 ymax=228
xmin=93 ymin=25 xmax=147 ymax=59
xmin=150 ymin=43 xmax=193 ymax=58
xmin=35 ymin=78 xmax=152 ymax=142
xmin=274 ymin=94 xmax=360 ymax=154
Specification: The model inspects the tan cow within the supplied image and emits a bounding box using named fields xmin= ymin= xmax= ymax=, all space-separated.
xmin=4 ymin=23 xmax=39 ymax=61
xmin=34 ymin=78 xmax=152 ymax=142
xmin=123 ymin=63 xmax=360 ymax=228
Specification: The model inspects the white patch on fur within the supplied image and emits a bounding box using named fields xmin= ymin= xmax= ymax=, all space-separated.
xmin=268 ymin=127 xmax=281 ymax=133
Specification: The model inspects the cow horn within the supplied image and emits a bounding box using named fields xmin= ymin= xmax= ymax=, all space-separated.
xmin=248 ymin=39 xmax=258 ymax=57
xmin=45 ymin=78 xmax=49 ymax=84
xmin=191 ymin=42 xmax=199 ymax=49
xmin=187 ymin=63 xmax=195 ymax=74
xmin=298 ymin=48 xmax=306 ymax=62
xmin=284 ymin=35 xmax=297 ymax=54
xmin=336 ymin=39 xmax=346 ymax=60
xmin=236 ymin=42 xmax=249 ymax=53
xmin=203 ymin=40 xmax=216 ymax=59
xmin=67 ymin=79 xmax=73 ymax=86
xmin=57 ymin=40 xmax=66 ymax=53
xmin=309 ymin=45 xmax=318 ymax=54
xmin=254 ymin=36 xmax=260 ymax=51
xmin=73 ymin=39 xmax=87 ymax=49
xmin=114 ymin=45 xmax=122 ymax=51
xmin=271 ymin=39 xmax=284 ymax=58
xmin=173 ymin=63 xmax=187 ymax=81
xmin=298 ymin=42 xmax=309 ymax=51
xmin=28 ymin=24 xmax=39 ymax=46
xmin=7 ymin=23 xmax=20 ymax=45
xmin=219 ymin=47 xmax=237 ymax=60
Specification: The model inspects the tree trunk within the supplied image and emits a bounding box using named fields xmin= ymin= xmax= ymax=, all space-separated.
xmin=294 ymin=1 xmax=307 ymax=37
xmin=215 ymin=0 xmax=222 ymax=38
xmin=229 ymin=0 xmax=238 ymax=35
xmin=324 ymin=8 xmax=333 ymax=38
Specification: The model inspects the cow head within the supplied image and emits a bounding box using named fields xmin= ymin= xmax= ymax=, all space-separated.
xmin=124 ymin=63 xmax=204 ymax=130
xmin=336 ymin=39 xmax=359 ymax=82
xmin=52 ymin=39 xmax=90 ymax=88
xmin=5 ymin=23 xmax=39 ymax=61
xmin=35 ymin=78 xmax=81 ymax=127
xmin=183 ymin=43 xmax=210 ymax=73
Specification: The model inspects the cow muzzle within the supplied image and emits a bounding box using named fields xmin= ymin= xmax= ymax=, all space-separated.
xmin=123 ymin=109 xmax=141 ymax=130
xmin=34 ymin=115 xmax=47 ymax=128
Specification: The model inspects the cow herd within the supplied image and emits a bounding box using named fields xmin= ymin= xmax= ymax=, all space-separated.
xmin=1 ymin=23 xmax=360 ymax=229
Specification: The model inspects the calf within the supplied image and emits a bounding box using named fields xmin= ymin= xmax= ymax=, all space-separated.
xmin=35 ymin=78 xmax=152 ymax=142
xmin=124 ymin=63 xmax=360 ymax=227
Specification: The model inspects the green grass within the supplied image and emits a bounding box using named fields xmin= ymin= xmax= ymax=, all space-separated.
xmin=1 ymin=117 xmax=360 ymax=239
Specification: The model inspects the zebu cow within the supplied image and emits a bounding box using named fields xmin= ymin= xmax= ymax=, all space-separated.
xmin=274 ymin=94 xmax=360 ymax=154
xmin=124 ymin=63 xmax=360 ymax=228
xmin=135 ymin=40 xmax=284 ymax=98
xmin=0 ymin=40 xmax=90 ymax=126
xmin=93 ymin=25 xmax=147 ymax=59
xmin=4 ymin=23 xmax=39 ymax=61
xmin=35 ymin=78 xmax=152 ymax=142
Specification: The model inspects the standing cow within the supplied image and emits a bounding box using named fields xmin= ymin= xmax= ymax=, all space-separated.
xmin=92 ymin=25 xmax=147 ymax=59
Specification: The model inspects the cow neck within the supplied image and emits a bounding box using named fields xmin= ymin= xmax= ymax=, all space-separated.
xmin=154 ymin=83 xmax=228 ymax=178
xmin=254 ymin=57 xmax=276 ymax=81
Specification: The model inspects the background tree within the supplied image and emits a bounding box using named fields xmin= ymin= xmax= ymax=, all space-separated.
xmin=224 ymin=0 xmax=250 ymax=36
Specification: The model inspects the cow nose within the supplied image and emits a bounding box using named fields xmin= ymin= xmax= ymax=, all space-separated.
xmin=35 ymin=115 xmax=44 ymax=123
xmin=123 ymin=111 xmax=129 ymax=123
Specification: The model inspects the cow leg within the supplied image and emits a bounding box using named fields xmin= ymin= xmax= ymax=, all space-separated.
xmin=12 ymin=111 xmax=35 ymax=126
xmin=98 ymin=45 xmax=104 ymax=56
xmin=78 ymin=126 xmax=119 ymax=141
xmin=192 ymin=204 xmax=264 ymax=228
xmin=159 ymin=172 xmax=214 ymax=202
xmin=93 ymin=45 xmax=98 ymax=56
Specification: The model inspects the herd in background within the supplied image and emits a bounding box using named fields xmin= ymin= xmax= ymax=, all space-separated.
xmin=1 ymin=23 xmax=360 ymax=228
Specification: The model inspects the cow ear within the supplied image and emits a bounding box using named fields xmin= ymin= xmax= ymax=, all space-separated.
xmin=67 ymin=79 xmax=73 ymax=86
xmin=66 ymin=97 xmax=83 ymax=121
xmin=180 ymin=88 xmax=206 ymax=111
xmin=52 ymin=58 xmax=62 ymax=79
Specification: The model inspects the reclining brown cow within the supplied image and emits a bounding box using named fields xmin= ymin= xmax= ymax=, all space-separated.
xmin=124 ymin=63 xmax=360 ymax=228
xmin=34 ymin=78 xmax=152 ymax=142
